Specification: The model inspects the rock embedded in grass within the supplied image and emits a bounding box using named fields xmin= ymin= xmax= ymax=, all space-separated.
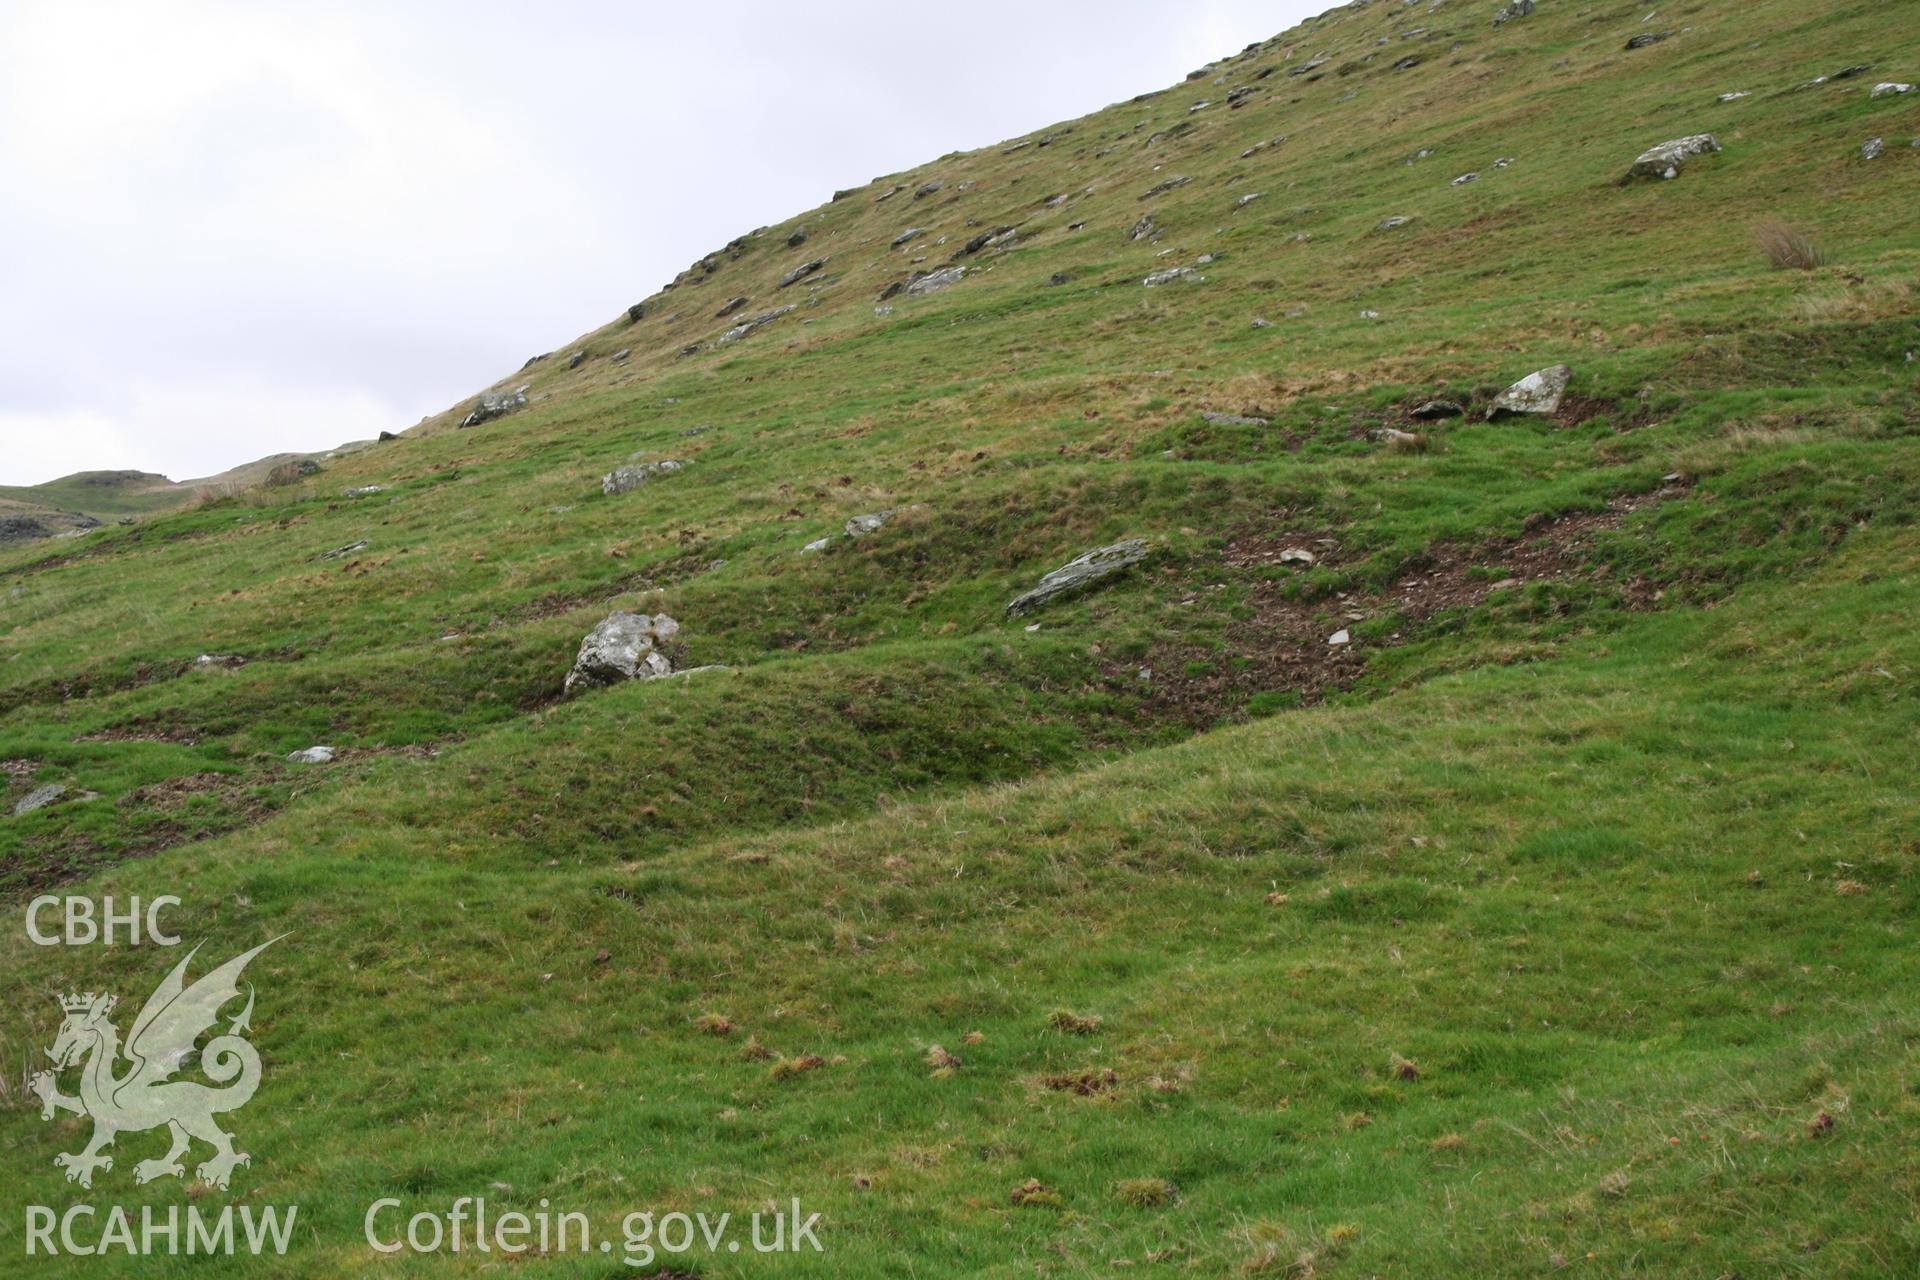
xmin=1143 ymin=266 xmax=1202 ymax=287
xmin=564 ymin=612 xmax=679 ymax=695
xmin=778 ymin=259 xmax=825 ymax=288
xmin=1861 ymin=137 xmax=1885 ymax=160
xmin=460 ymin=386 xmax=529 ymax=428
xmin=1006 ymin=540 xmax=1150 ymax=616
xmin=907 ymin=266 xmax=967 ymax=296
xmin=1492 ymin=0 xmax=1533 ymax=25
xmin=1626 ymin=32 xmax=1671 ymax=50
xmin=602 ymin=460 xmax=690 ymax=496
xmin=844 ymin=509 xmax=898 ymax=538
xmin=717 ymin=305 xmax=796 ymax=343
xmin=13 ymin=783 xmax=71 ymax=815
xmin=1203 ymin=412 xmax=1269 ymax=427
xmin=1411 ymin=399 xmax=1465 ymax=420
xmin=1629 ymin=134 xmax=1720 ymax=179
xmin=287 ymin=746 xmax=336 ymax=765
xmin=1871 ymin=82 xmax=1914 ymax=98
xmin=1487 ymin=364 xmax=1573 ymax=417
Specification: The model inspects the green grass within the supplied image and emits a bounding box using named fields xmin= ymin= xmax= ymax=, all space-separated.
xmin=2 ymin=0 xmax=1919 ymax=1274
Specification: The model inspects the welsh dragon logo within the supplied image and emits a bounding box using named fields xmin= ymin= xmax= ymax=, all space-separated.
xmin=30 ymin=938 xmax=281 ymax=1191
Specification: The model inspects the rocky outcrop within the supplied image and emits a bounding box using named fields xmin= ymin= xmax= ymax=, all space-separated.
xmin=563 ymin=612 xmax=679 ymax=694
xmin=779 ymin=259 xmax=826 ymax=288
xmin=1143 ymin=266 xmax=1202 ymax=287
xmin=1630 ymin=134 xmax=1720 ymax=179
xmin=718 ymin=305 xmax=797 ymax=344
xmin=1006 ymin=540 xmax=1151 ymax=616
xmin=602 ymin=460 xmax=691 ymax=495
xmin=461 ymin=386 xmax=530 ymax=428
xmin=1487 ymin=365 xmax=1572 ymax=417
xmin=1492 ymin=0 xmax=1534 ymax=26
xmin=908 ymin=266 xmax=967 ymax=296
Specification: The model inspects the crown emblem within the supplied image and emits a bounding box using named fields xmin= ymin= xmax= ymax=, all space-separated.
xmin=60 ymin=991 xmax=111 ymax=1013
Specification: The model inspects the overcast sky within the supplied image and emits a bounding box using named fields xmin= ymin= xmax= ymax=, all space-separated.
xmin=0 ymin=0 xmax=1318 ymax=487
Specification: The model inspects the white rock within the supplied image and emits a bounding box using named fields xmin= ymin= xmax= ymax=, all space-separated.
xmin=1871 ymin=83 xmax=1914 ymax=98
xmin=1487 ymin=364 xmax=1572 ymax=417
xmin=287 ymin=746 xmax=336 ymax=764
xmin=1328 ymin=630 xmax=1351 ymax=646
xmin=563 ymin=613 xmax=679 ymax=695
xmin=1630 ymin=134 xmax=1720 ymax=179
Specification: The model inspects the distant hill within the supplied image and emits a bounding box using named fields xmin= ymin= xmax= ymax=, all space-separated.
xmin=0 ymin=444 xmax=377 ymax=541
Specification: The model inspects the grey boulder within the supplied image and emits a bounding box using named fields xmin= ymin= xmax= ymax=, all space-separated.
xmin=1487 ymin=365 xmax=1572 ymax=418
xmin=564 ymin=612 xmax=680 ymax=695
xmin=844 ymin=509 xmax=898 ymax=537
xmin=1006 ymin=540 xmax=1151 ymax=616
xmin=14 ymin=783 xmax=70 ymax=816
xmin=602 ymin=460 xmax=691 ymax=495
xmin=779 ymin=259 xmax=826 ymax=288
xmin=908 ymin=266 xmax=967 ymax=296
xmin=461 ymin=386 xmax=529 ymax=428
xmin=1630 ymin=134 xmax=1720 ymax=179
xmin=287 ymin=747 xmax=336 ymax=765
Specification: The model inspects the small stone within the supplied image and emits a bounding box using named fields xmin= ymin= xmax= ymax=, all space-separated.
xmin=844 ymin=509 xmax=898 ymax=538
xmin=317 ymin=540 xmax=370 ymax=561
xmin=1048 ymin=272 xmax=1070 ymax=286
xmin=611 ymin=349 xmax=630 ymax=362
xmin=892 ymin=228 xmax=925 ymax=246
xmin=603 ymin=460 xmax=691 ymax=495
xmin=1251 ymin=318 xmax=1275 ymax=328
xmin=1279 ymin=548 xmax=1315 ymax=566
xmin=1492 ymin=0 xmax=1533 ymax=25
xmin=1143 ymin=266 xmax=1201 ymax=287
xmin=13 ymin=783 xmax=70 ymax=815
xmin=1717 ymin=91 xmax=1750 ymax=102
xmin=343 ymin=485 xmax=386 ymax=497
xmin=1377 ymin=216 xmax=1412 ymax=231
xmin=1871 ymin=83 xmax=1915 ymax=98
xmin=461 ymin=386 xmax=529 ymax=428
xmin=1328 ymin=630 xmax=1351 ymax=646
xmin=1630 ymin=134 xmax=1720 ymax=180
xmin=1487 ymin=364 xmax=1573 ymax=417
xmin=1451 ymin=172 xmax=1478 ymax=186
xmin=908 ymin=266 xmax=967 ymax=296
xmin=1862 ymin=137 xmax=1885 ymax=160
xmin=1129 ymin=214 xmax=1157 ymax=242
xmin=801 ymin=537 xmax=831 ymax=553
xmin=1625 ymin=32 xmax=1671 ymax=50
xmin=563 ymin=612 xmax=679 ymax=695
xmin=567 ymin=350 xmax=586 ymax=369
xmin=1360 ymin=309 xmax=1381 ymax=319
xmin=287 ymin=746 xmax=336 ymax=765
xmin=626 ymin=303 xmax=647 ymax=323
xmin=778 ymin=259 xmax=826 ymax=288
xmin=1236 ymin=192 xmax=1266 ymax=208
xmin=874 ymin=305 xmax=895 ymax=316
xmin=716 ymin=296 xmax=749 ymax=317
xmin=1411 ymin=399 xmax=1465 ymax=420
xmin=1007 ymin=540 xmax=1151 ymax=616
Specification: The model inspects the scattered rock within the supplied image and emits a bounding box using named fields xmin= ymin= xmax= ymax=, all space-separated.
xmin=1251 ymin=318 xmax=1275 ymax=328
xmin=716 ymin=296 xmax=749 ymax=317
xmin=1143 ymin=266 xmax=1201 ymax=287
xmin=1141 ymin=175 xmax=1193 ymax=199
xmin=778 ymin=259 xmax=825 ymax=288
xmin=908 ymin=266 xmax=967 ymax=296
xmin=286 ymin=747 xmax=336 ymax=765
xmin=1203 ymin=412 xmax=1269 ymax=427
xmin=1629 ymin=134 xmax=1720 ymax=179
xmin=1007 ymin=540 xmax=1151 ymax=616
xmin=1129 ymin=214 xmax=1158 ymax=242
xmin=1492 ymin=0 xmax=1534 ymax=25
xmin=1717 ymin=91 xmax=1750 ymax=102
xmin=626 ymin=303 xmax=647 ymax=323
xmin=913 ymin=181 xmax=945 ymax=200
xmin=801 ymin=537 xmax=831 ymax=553
xmin=786 ymin=227 xmax=808 ymax=248
xmin=1487 ymin=364 xmax=1573 ymax=417
xmin=461 ymin=386 xmax=529 ymax=428
xmin=1411 ymin=399 xmax=1465 ymax=420
xmin=1377 ymin=216 xmax=1412 ymax=231
xmin=1236 ymin=192 xmax=1266 ymax=208
xmin=567 ymin=350 xmax=586 ymax=370
xmin=1830 ymin=64 xmax=1874 ymax=81
xmin=892 ymin=228 xmax=925 ymax=246
xmin=1328 ymin=629 xmax=1351 ymax=646
xmin=960 ymin=226 xmax=1016 ymax=255
xmin=1279 ymin=547 xmax=1316 ymax=566
xmin=1048 ymin=271 xmax=1070 ymax=286
xmin=1871 ymin=82 xmax=1914 ymax=98
xmin=611 ymin=349 xmax=630 ymax=362
xmin=845 ymin=509 xmax=898 ymax=537
xmin=875 ymin=304 xmax=895 ymax=316
xmin=1862 ymin=137 xmax=1885 ymax=160
xmin=377 ymin=430 xmax=398 ymax=442
xmin=563 ymin=612 xmax=680 ymax=695
xmin=1626 ymin=32 xmax=1671 ymax=50
xmin=343 ymin=485 xmax=386 ymax=497
xmin=317 ymin=540 xmax=370 ymax=561
xmin=193 ymin=654 xmax=245 ymax=670
xmin=13 ymin=783 xmax=70 ymax=816
xmin=602 ymin=460 xmax=691 ymax=495
xmin=718 ymin=305 xmax=797 ymax=343
xmin=1451 ymin=172 xmax=1478 ymax=186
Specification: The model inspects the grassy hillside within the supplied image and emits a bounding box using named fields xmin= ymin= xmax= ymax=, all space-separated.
xmin=2 ymin=0 xmax=1917 ymax=1275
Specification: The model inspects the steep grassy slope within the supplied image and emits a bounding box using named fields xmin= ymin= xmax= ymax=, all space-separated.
xmin=2 ymin=0 xmax=1918 ymax=1275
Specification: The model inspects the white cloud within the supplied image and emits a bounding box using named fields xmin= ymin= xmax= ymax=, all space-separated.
xmin=0 ymin=0 xmax=1319 ymax=488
